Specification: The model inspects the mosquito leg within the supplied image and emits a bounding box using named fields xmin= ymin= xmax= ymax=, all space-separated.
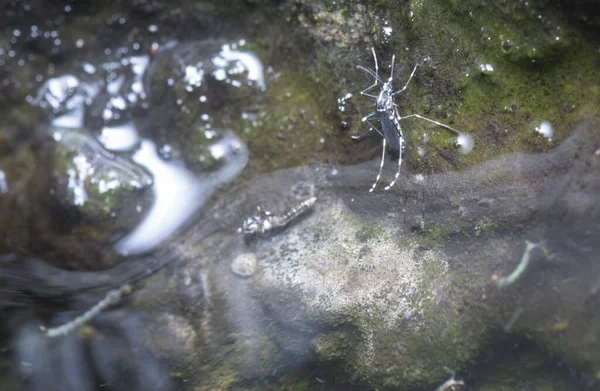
xmin=400 ymin=113 xmax=461 ymax=135
xmin=353 ymin=124 xmax=384 ymax=140
xmin=371 ymin=47 xmax=379 ymax=81
xmin=358 ymin=48 xmax=382 ymax=98
xmin=364 ymin=116 xmax=384 ymax=137
xmin=385 ymin=134 xmax=404 ymax=191
xmin=361 ymin=111 xmax=377 ymax=121
xmin=352 ymin=128 xmax=373 ymax=141
xmin=361 ymin=92 xmax=378 ymax=99
xmin=393 ymin=57 xmax=420 ymax=96
xmin=369 ymin=138 xmax=386 ymax=193
xmin=359 ymin=78 xmax=379 ymax=99
xmin=352 ymin=112 xmax=384 ymax=140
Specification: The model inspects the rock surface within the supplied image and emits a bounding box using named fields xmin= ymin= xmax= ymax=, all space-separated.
xmin=129 ymin=118 xmax=598 ymax=389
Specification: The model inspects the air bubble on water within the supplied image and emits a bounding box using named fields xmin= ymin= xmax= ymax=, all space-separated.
xmin=480 ymin=63 xmax=494 ymax=73
xmin=337 ymin=92 xmax=352 ymax=112
xmin=82 ymin=62 xmax=96 ymax=74
xmin=215 ymin=43 xmax=266 ymax=90
xmin=98 ymin=122 xmax=139 ymax=151
xmin=210 ymin=144 xmax=226 ymax=159
xmin=456 ymin=133 xmax=474 ymax=154
xmin=535 ymin=121 xmax=553 ymax=142
xmin=213 ymin=68 xmax=227 ymax=81
xmin=185 ymin=65 xmax=204 ymax=87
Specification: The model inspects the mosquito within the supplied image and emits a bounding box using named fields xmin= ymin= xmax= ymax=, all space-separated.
xmin=354 ymin=47 xmax=462 ymax=192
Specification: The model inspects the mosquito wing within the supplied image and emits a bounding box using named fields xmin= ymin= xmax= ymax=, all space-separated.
xmin=377 ymin=111 xmax=401 ymax=151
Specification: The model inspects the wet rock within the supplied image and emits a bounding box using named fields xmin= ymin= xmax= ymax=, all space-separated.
xmin=135 ymin=118 xmax=599 ymax=390
xmin=0 ymin=127 xmax=153 ymax=271
xmin=141 ymin=39 xmax=265 ymax=173
xmin=47 ymin=128 xmax=153 ymax=223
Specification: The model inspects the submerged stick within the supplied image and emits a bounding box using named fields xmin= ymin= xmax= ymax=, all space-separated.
xmin=40 ymin=284 xmax=132 ymax=338
xmin=495 ymin=241 xmax=541 ymax=288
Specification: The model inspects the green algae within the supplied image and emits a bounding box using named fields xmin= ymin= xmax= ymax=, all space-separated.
xmin=381 ymin=0 xmax=600 ymax=168
xmin=263 ymin=0 xmax=600 ymax=177
xmin=234 ymin=71 xmax=338 ymax=176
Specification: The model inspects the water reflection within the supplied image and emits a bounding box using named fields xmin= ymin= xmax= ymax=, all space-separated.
xmin=536 ymin=120 xmax=553 ymax=142
xmin=456 ymin=132 xmax=474 ymax=154
xmin=115 ymin=132 xmax=247 ymax=255
xmin=0 ymin=170 xmax=8 ymax=194
xmin=213 ymin=42 xmax=266 ymax=90
xmin=14 ymin=310 xmax=173 ymax=391
xmin=98 ymin=122 xmax=139 ymax=151
xmin=28 ymin=42 xmax=255 ymax=255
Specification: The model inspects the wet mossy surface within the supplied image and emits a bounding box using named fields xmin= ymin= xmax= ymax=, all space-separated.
xmin=2 ymin=0 xmax=597 ymax=184
xmin=239 ymin=0 xmax=600 ymax=177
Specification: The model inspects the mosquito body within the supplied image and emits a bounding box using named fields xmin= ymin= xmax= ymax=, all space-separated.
xmin=354 ymin=48 xmax=462 ymax=192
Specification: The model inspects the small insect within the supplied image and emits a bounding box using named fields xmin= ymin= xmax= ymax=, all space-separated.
xmin=354 ymin=47 xmax=462 ymax=192
xmin=240 ymin=196 xmax=317 ymax=240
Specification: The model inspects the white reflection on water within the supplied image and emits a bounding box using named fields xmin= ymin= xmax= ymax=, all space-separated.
xmin=456 ymin=133 xmax=474 ymax=154
xmin=98 ymin=122 xmax=139 ymax=151
xmin=0 ymin=170 xmax=7 ymax=194
xmin=31 ymin=51 xmax=250 ymax=255
xmin=536 ymin=121 xmax=553 ymax=142
xmin=115 ymin=132 xmax=248 ymax=255
xmin=67 ymin=153 xmax=93 ymax=206
xmin=213 ymin=43 xmax=266 ymax=90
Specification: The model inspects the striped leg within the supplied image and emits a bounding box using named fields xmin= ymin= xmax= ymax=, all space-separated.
xmin=369 ymin=138 xmax=386 ymax=192
xmin=385 ymin=135 xmax=404 ymax=190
